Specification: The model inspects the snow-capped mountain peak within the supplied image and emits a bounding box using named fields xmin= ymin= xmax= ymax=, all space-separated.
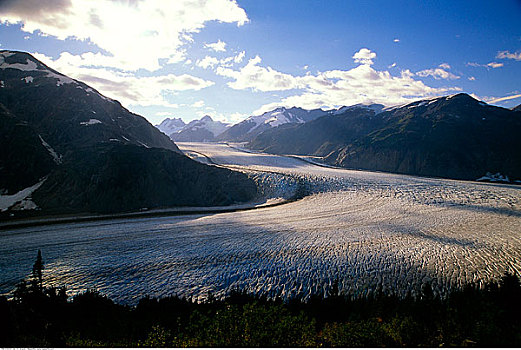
xmin=247 ymin=106 xmax=325 ymax=131
xmin=217 ymin=106 xmax=328 ymax=142
xmin=332 ymin=103 xmax=385 ymax=115
xmin=155 ymin=117 xmax=186 ymax=135
xmin=0 ymin=50 xmax=76 ymax=87
xmin=162 ymin=115 xmax=230 ymax=142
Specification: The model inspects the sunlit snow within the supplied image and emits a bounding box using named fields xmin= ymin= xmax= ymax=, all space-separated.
xmin=39 ymin=135 xmax=62 ymax=164
xmin=0 ymin=179 xmax=46 ymax=212
xmin=80 ymin=119 xmax=102 ymax=126
xmin=0 ymin=57 xmax=38 ymax=71
xmin=0 ymin=52 xmax=75 ymax=86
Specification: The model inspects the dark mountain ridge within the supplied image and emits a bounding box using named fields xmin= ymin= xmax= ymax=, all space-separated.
xmin=249 ymin=93 xmax=521 ymax=181
xmin=0 ymin=50 xmax=257 ymax=217
xmin=0 ymin=51 xmax=178 ymax=155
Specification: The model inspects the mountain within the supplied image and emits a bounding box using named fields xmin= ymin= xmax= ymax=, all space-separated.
xmin=513 ymin=104 xmax=521 ymax=112
xmin=32 ymin=143 xmax=256 ymax=214
xmin=0 ymin=51 xmax=179 ymax=154
xmin=249 ymin=94 xmax=521 ymax=181
xmin=331 ymin=103 xmax=384 ymax=115
xmin=169 ymin=115 xmax=229 ymax=142
xmin=156 ymin=117 xmax=186 ymax=136
xmin=0 ymin=103 xmax=57 ymax=194
xmin=248 ymin=106 xmax=380 ymax=156
xmin=217 ymin=107 xmax=327 ymax=142
xmin=0 ymin=50 xmax=257 ymax=217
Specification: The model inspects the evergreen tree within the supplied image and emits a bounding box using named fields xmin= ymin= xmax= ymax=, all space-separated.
xmin=32 ymin=249 xmax=44 ymax=292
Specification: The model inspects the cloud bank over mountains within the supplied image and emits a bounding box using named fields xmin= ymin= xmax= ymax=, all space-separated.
xmin=1 ymin=0 xmax=519 ymax=123
xmin=214 ymin=48 xmax=461 ymax=114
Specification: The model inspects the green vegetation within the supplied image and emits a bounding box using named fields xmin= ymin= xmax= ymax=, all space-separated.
xmin=2 ymin=251 xmax=521 ymax=347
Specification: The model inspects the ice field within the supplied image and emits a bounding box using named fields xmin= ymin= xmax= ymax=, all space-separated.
xmin=1 ymin=142 xmax=521 ymax=303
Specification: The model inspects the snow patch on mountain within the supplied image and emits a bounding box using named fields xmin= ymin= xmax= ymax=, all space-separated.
xmin=0 ymin=52 xmax=15 ymax=58
xmin=82 ymin=86 xmax=114 ymax=102
xmin=0 ymin=57 xmax=38 ymax=71
xmin=22 ymin=76 xmax=34 ymax=83
xmin=0 ymin=178 xmax=46 ymax=212
xmin=49 ymin=72 xmax=75 ymax=86
xmin=39 ymin=135 xmax=62 ymax=165
xmin=138 ymin=141 xmax=150 ymax=148
xmin=246 ymin=107 xmax=323 ymax=133
xmin=332 ymin=103 xmax=384 ymax=115
xmin=11 ymin=198 xmax=39 ymax=211
xmin=80 ymin=119 xmax=102 ymax=126
xmin=1 ymin=51 xmax=76 ymax=86
xmin=264 ymin=111 xmax=290 ymax=127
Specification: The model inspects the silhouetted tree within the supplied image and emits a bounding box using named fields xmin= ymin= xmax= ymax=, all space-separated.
xmin=32 ymin=249 xmax=44 ymax=292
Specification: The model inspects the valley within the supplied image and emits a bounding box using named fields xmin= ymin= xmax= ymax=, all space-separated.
xmin=2 ymin=142 xmax=520 ymax=304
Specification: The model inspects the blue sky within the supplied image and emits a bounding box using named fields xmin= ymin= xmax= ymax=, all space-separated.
xmin=1 ymin=0 xmax=520 ymax=124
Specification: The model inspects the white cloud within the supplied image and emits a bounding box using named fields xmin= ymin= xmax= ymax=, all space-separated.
xmin=192 ymin=100 xmax=205 ymax=108
xmin=468 ymin=76 xmax=476 ymax=81
xmin=416 ymin=64 xmax=460 ymax=80
xmin=156 ymin=111 xmax=175 ymax=116
xmin=393 ymin=38 xmax=400 ymax=43
xmin=487 ymin=62 xmax=504 ymax=68
xmin=234 ymin=51 xmax=245 ymax=64
xmin=205 ymin=39 xmax=227 ymax=52
xmin=196 ymin=51 xmax=246 ymax=70
xmin=34 ymin=52 xmax=215 ymax=107
xmin=496 ymin=50 xmax=521 ymax=61
xmin=352 ymin=48 xmax=376 ymax=65
xmin=467 ymin=61 xmax=504 ymax=69
xmin=234 ymin=49 xmax=461 ymax=115
xmin=228 ymin=112 xmax=248 ymax=123
xmin=487 ymin=93 xmax=521 ymax=104
xmin=0 ymin=0 xmax=248 ymax=71
xmin=197 ymin=56 xmax=220 ymax=69
xmin=216 ymin=55 xmax=301 ymax=91
xmin=388 ymin=62 xmax=397 ymax=68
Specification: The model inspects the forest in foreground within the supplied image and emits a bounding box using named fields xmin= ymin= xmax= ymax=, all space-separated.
xmin=1 ymin=251 xmax=521 ymax=347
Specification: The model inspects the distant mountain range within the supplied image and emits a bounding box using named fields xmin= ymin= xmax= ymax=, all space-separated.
xmin=173 ymin=115 xmax=229 ymax=142
xmin=0 ymin=50 xmax=257 ymax=217
xmin=156 ymin=115 xmax=229 ymax=142
xmin=156 ymin=105 xmax=387 ymax=144
xmin=248 ymin=94 xmax=521 ymax=181
xmin=217 ymin=107 xmax=327 ymax=142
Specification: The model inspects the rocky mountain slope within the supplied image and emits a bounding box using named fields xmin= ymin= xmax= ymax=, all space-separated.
xmin=249 ymin=94 xmax=521 ymax=181
xmin=33 ymin=143 xmax=256 ymax=214
xmin=0 ymin=50 xmax=257 ymax=217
